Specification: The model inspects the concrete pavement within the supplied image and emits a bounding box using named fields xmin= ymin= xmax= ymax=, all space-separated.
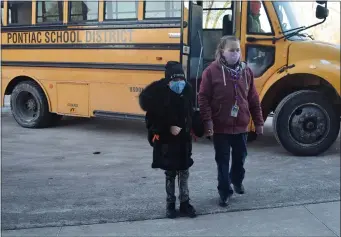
xmin=2 ymin=201 xmax=340 ymax=237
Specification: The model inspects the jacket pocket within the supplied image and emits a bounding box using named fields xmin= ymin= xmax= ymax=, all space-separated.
xmin=236 ymin=103 xmax=251 ymax=127
xmin=214 ymin=102 xmax=234 ymax=126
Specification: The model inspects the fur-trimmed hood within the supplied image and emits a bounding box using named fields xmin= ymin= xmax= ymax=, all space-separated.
xmin=139 ymin=78 xmax=193 ymax=114
xmin=139 ymin=79 xmax=168 ymax=113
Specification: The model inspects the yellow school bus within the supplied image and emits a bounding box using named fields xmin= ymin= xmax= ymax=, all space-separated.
xmin=1 ymin=1 xmax=340 ymax=156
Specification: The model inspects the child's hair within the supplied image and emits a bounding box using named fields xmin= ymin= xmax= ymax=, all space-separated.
xmin=215 ymin=35 xmax=240 ymax=61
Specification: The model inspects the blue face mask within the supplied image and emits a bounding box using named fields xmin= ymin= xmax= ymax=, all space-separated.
xmin=169 ymin=80 xmax=186 ymax=94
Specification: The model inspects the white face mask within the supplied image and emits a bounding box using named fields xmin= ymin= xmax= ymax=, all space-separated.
xmin=223 ymin=51 xmax=241 ymax=65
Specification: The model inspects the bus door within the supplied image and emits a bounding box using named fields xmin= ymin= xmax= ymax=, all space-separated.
xmin=185 ymin=1 xmax=203 ymax=108
xmin=240 ymin=1 xmax=284 ymax=91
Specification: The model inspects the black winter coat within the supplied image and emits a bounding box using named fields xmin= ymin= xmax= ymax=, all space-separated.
xmin=139 ymin=78 xmax=199 ymax=171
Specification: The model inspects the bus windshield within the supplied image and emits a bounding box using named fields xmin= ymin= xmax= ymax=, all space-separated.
xmin=272 ymin=1 xmax=300 ymax=33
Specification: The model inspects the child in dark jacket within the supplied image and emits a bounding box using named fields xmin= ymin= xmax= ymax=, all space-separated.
xmin=139 ymin=61 xmax=198 ymax=219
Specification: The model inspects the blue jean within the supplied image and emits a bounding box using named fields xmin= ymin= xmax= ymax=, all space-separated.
xmin=213 ymin=133 xmax=248 ymax=199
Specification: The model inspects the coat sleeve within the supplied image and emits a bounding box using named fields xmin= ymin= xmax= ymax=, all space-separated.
xmin=145 ymin=110 xmax=169 ymax=146
xmin=198 ymin=68 xmax=214 ymax=131
xmin=247 ymin=67 xmax=264 ymax=126
xmin=145 ymin=111 xmax=164 ymax=131
xmin=139 ymin=79 xmax=171 ymax=145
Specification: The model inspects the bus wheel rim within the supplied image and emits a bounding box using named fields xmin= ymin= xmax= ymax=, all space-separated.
xmin=16 ymin=91 xmax=39 ymax=122
xmin=288 ymin=103 xmax=330 ymax=146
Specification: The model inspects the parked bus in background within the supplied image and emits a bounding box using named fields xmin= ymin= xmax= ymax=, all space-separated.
xmin=1 ymin=0 xmax=340 ymax=156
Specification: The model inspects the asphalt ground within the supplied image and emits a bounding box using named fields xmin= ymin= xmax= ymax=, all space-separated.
xmin=1 ymin=109 xmax=340 ymax=230
xmin=3 ymin=202 xmax=340 ymax=237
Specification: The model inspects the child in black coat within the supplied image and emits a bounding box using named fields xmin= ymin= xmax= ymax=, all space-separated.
xmin=139 ymin=61 xmax=199 ymax=218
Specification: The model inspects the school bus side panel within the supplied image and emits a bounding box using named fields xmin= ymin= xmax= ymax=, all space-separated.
xmin=2 ymin=27 xmax=182 ymax=116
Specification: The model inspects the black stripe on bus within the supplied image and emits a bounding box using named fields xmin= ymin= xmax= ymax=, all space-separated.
xmin=93 ymin=110 xmax=145 ymax=121
xmin=1 ymin=61 xmax=165 ymax=71
xmin=1 ymin=19 xmax=183 ymax=32
xmin=2 ymin=43 xmax=181 ymax=50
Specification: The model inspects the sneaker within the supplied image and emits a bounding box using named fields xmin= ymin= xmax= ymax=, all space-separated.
xmin=233 ymin=184 xmax=245 ymax=194
xmin=179 ymin=200 xmax=197 ymax=218
xmin=166 ymin=203 xmax=177 ymax=219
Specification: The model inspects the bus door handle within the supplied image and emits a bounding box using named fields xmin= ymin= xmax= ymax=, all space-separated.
xmin=156 ymin=57 xmax=163 ymax=61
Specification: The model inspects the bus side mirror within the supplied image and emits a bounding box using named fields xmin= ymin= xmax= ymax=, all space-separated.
xmin=316 ymin=1 xmax=327 ymax=4
xmin=316 ymin=5 xmax=329 ymax=19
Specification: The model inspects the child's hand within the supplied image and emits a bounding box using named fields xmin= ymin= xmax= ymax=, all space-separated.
xmin=170 ymin=126 xmax=182 ymax=136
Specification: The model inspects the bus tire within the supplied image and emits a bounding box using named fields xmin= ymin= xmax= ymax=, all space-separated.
xmin=10 ymin=81 xmax=58 ymax=128
xmin=273 ymin=90 xmax=340 ymax=156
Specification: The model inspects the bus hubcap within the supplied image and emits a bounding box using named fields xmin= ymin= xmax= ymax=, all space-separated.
xmin=17 ymin=92 xmax=38 ymax=122
xmin=289 ymin=103 xmax=329 ymax=145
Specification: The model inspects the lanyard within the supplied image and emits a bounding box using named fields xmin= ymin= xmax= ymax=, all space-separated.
xmin=233 ymin=83 xmax=238 ymax=105
xmin=222 ymin=65 xmax=239 ymax=105
xmin=231 ymin=68 xmax=240 ymax=105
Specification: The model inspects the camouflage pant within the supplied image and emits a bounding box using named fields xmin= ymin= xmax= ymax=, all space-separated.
xmin=165 ymin=170 xmax=190 ymax=204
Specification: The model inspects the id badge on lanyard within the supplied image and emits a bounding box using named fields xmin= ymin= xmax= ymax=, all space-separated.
xmin=231 ymin=103 xmax=239 ymax=117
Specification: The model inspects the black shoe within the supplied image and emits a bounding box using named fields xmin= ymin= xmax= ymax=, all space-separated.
xmin=166 ymin=203 xmax=176 ymax=219
xmin=179 ymin=200 xmax=197 ymax=218
xmin=219 ymin=195 xmax=230 ymax=207
xmin=233 ymin=184 xmax=245 ymax=194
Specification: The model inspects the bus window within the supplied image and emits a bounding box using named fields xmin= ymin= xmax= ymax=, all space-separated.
xmin=1 ymin=1 xmax=4 ymax=25
xmin=202 ymin=1 xmax=232 ymax=63
xmin=203 ymin=1 xmax=232 ymax=29
xmin=144 ymin=0 xmax=181 ymax=19
xmin=37 ymin=1 xmax=64 ymax=23
xmin=8 ymin=1 xmax=32 ymax=25
xmin=69 ymin=0 xmax=98 ymax=22
xmin=104 ymin=1 xmax=138 ymax=20
xmin=246 ymin=1 xmax=275 ymax=77
xmin=247 ymin=1 xmax=272 ymax=34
